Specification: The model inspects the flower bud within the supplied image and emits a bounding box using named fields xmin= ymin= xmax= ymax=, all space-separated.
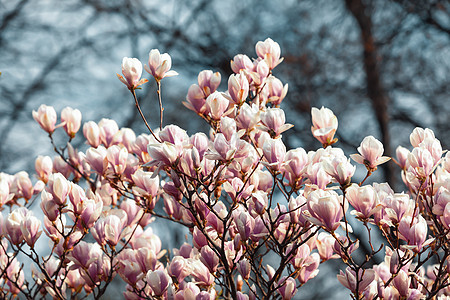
xmin=61 ymin=107 xmax=82 ymax=138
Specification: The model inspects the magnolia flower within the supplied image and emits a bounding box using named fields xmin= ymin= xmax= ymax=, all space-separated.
xmin=311 ymin=106 xmax=338 ymax=147
xmin=32 ymin=104 xmax=57 ymax=134
xmin=255 ymin=38 xmax=283 ymax=70
xmin=337 ymin=267 xmax=375 ymax=294
xmin=61 ymin=107 xmax=82 ymax=138
xmin=144 ymin=49 xmax=178 ymax=81
xmin=350 ymin=136 xmax=390 ymax=171
xmin=117 ymin=57 xmax=148 ymax=90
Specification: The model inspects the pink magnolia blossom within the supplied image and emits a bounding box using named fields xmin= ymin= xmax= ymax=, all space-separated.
xmin=46 ymin=173 xmax=70 ymax=205
xmin=337 ymin=267 xmax=375 ymax=294
xmin=311 ymin=106 xmax=338 ymax=147
xmin=410 ymin=127 xmax=435 ymax=148
xmin=277 ymin=277 xmax=297 ymax=300
xmin=322 ymin=155 xmax=356 ymax=187
xmin=350 ymin=136 xmax=391 ymax=171
xmin=228 ymin=73 xmax=249 ymax=105
xmin=305 ymin=189 xmax=345 ymax=232
xmin=35 ymin=155 xmax=53 ymax=183
xmin=106 ymin=145 xmax=128 ymax=175
xmin=398 ymin=215 xmax=430 ymax=251
xmin=11 ymin=171 xmax=34 ymax=200
xmin=85 ymin=146 xmax=108 ymax=175
xmin=117 ymin=57 xmax=148 ymax=90
xmin=255 ymin=38 xmax=283 ymax=70
xmin=98 ymin=118 xmax=119 ymax=147
xmin=231 ymin=54 xmax=254 ymax=74
xmin=262 ymin=138 xmax=286 ymax=171
xmin=259 ymin=108 xmax=293 ymax=138
xmin=32 ymin=104 xmax=57 ymax=134
xmin=83 ymin=121 xmax=101 ymax=148
xmin=265 ymin=75 xmax=288 ymax=106
xmin=144 ymin=49 xmax=178 ymax=81
xmin=198 ymin=70 xmax=221 ymax=97
xmin=61 ymin=107 xmax=82 ymax=138
xmin=206 ymin=91 xmax=230 ymax=120
xmin=146 ymin=270 xmax=170 ymax=297
xmin=346 ymin=184 xmax=380 ymax=219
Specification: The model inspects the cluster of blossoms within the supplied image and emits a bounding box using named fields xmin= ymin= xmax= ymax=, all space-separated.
xmin=0 ymin=38 xmax=449 ymax=299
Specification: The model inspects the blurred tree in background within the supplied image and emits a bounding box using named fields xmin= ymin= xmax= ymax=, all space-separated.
xmin=0 ymin=0 xmax=448 ymax=298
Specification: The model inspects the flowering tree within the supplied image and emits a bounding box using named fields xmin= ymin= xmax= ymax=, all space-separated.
xmin=0 ymin=38 xmax=449 ymax=299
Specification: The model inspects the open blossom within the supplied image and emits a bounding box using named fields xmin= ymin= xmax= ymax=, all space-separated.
xmin=117 ymin=57 xmax=148 ymax=90
xmin=322 ymin=155 xmax=356 ymax=187
xmin=350 ymin=136 xmax=391 ymax=171
xmin=305 ymin=189 xmax=346 ymax=231
xmin=259 ymin=108 xmax=293 ymax=138
xmin=346 ymin=184 xmax=380 ymax=219
xmin=144 ymin=49 xmax=178 ymax=81
xmin=311 ymin=106 xmax=338 ymax=147
xmin=32 ymin=104 xmax=57 ymax=134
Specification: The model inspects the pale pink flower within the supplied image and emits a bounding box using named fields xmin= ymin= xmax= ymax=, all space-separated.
xmin=322 ymin=156 xmax=356 ymax=187
xmin=398 ymin=215 xmax=429 ymax=251
xmin=144 ymin=49 xmax=178 ymax=81
xmin=35 ymin=155 xmax=53 ymax=183
xmin=184 ymin=84 xmax=207 ymax=114
xmin=231 ymin=54 xmax=254 ymax=74
xmin=146 ymin=270 xmax=170 ymax=297
xmin=32 ymin=104 xmax=57 ymax=134
xmin=255 ymin=38 xmax=283 ymax=70
xmin=92 ymin=210 xmax=128 ymax=247
xmin=235 ymin=211 xmax=255 ymax=241
xmin=266 ymin=75 xmax=288 ymax=106
xmin=350 ymin=136 xmax=391 ymax=171
xmin=205 ymin=133 xmax=238 ymax=162
xmin=61 ymin=107 xmax=82 ymax=138
xmin=277 ymin=277 xmax=297 ymax=300
xmin=392 ymin=269 xmax=410 ymax=297
xmin=200 ymin=246 xmax=220 ymax=273
xmin=283 ymin=148 xmax=308 ymax=187
xmin=85 ymin=146 xmax=108 ymax=175
xmin=237 ymin=259 xmax=251 ymax=280
xmin=131 ymin=169 xmax=159 ymax=198
xmin=259 ymin=108 xmax=293 ymax=138
xmin=305 ymin=189 xmax=345 ymax=231
xmin=316 ymin=232 xmax=339 ymax=261
xmin=410 ymin=127 xmax=435 ymax=147
xmin=190 ymin=259 xmax=215 ymax=287
xmin=117 ymin=57 xmax=148 ymax=90
xmin=79 ymin=198 xmax=103 ymax=229
xmin=311 ymin=106 xmax=338 ymax=146
xmin=6 ymin=207 xmax=31 ymax=245
xmin=206 ymin=91 xmax=230 ymax=120
xmin=228 ymin=73 xmax=249 ymax=105
xmin=106 ymin=145 xmax=128 ymax=175
xmin=346 ymin=184 xmax=380 ymax=219
xmin=396 ymin=146 xmax=410 ymax=170
xmin=46 ymin=173 xmax=71 ymax=205
xmin=20 ymin=214 xmax=42 ymax=247
xmin=407 ymin=146 xmax=435 ymax=179
xmin=198 ymin=70 xmax=221 ymax=97
xmin=262 ymin=138 xmax=286 ymax=171
xmin=11 ymin=171 xmax=34 ymax=200
xmin=98 ymin=118 xmax=119 ymax=147
xmin=337 ymin=267 xmax=375 ymax=294
xmin=236 ymin=103 xmax=260 ymax=131
xmin=83 ymin=121 xmax=101 ymax=148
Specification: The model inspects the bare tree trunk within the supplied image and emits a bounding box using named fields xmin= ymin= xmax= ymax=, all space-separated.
xmin=345 ymin=0 xmax=395 ymax=186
